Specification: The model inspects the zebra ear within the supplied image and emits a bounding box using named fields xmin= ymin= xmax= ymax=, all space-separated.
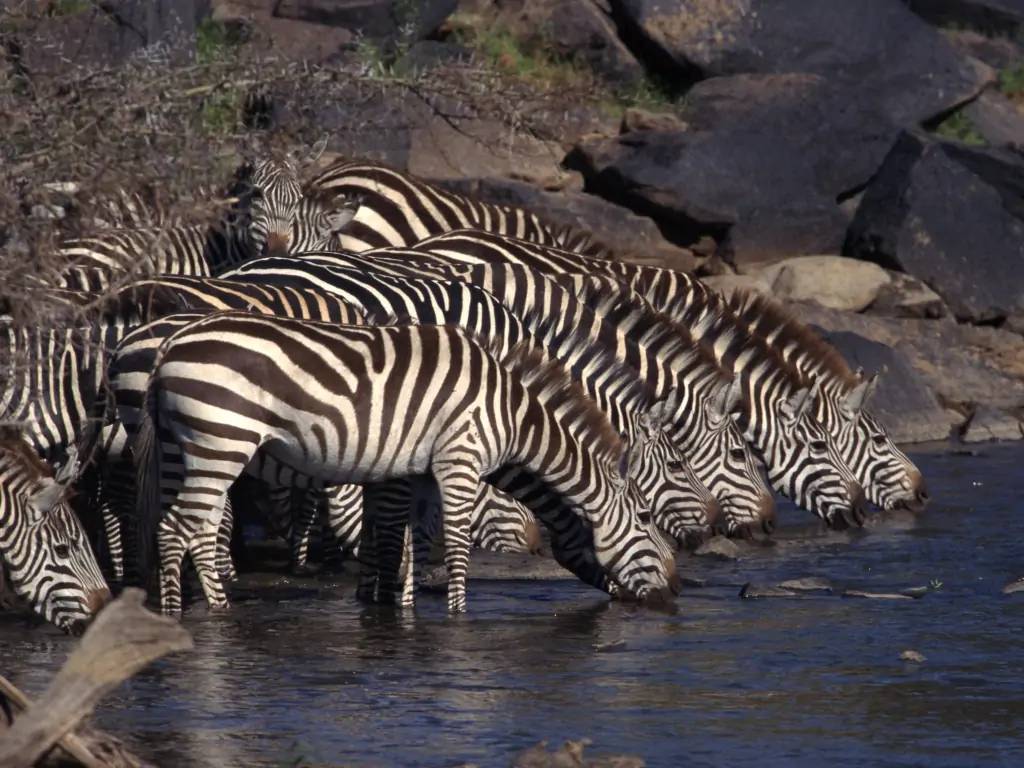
xmin=782 ymin=380 xmax=820 ymax=424
xmin=29 ymin=477 xmax=65 ymax=518
xmin=841 ymin=375 xmax=878 ymax=417
xmin=54 ymin=446 xmax=79 ymax=485
xmin=609 ymin=449 xmax=630 ymax=492
xmin=324 ymin=196 xmax=361 ymax=235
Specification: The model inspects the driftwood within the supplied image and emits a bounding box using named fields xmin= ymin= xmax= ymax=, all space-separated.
xmin=0 ymin=588 xmax=192 ymax=768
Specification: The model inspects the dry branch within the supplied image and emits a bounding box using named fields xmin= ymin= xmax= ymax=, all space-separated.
xmin=0 ymin=588 xmax=192 ymax=768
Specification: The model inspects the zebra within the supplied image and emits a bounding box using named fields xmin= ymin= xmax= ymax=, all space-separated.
xmin=0 ymin=431 xmax=110 ymax=634
xmin=304 ymin=158 xmax=610 ymax=256
xmin=50 ymin=194 xmax=358 ymax=293
xmin=726 ymin=290 xmax=928 ymax=514
xmin=377 ymin=231 xmax=866 ymax=528
xmin=218 ymin=255 xmax=724 ymax=540
xmin=126 ymin=313 xmax=680 ymax=614
xmin=243 ymin=251 xmax=772 ymax=538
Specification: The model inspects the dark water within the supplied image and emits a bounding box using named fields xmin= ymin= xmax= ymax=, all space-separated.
xmin=2 ymin=444 xmax=1023 ymax=767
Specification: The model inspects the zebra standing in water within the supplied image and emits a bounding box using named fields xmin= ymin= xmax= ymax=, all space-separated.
xmin=126 ymin=314 xmax=679 ymax=614
xmin=0 ymin=431 xmax=110 ymax=634
xmin=305 ymin=159 xmax=608 ymax=256
xmin=727 ymin=291 xmax=928 ymax=513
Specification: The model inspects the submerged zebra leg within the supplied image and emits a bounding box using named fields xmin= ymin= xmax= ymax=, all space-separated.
xmin=190 ymin=500 xmax=231 ymax=610
xmin=323 ymin=484 xmax=363 ymax=570
xmin=355 ymin=487 xmax=380 ymax=603
xmin=365 ymin=480 xmax=413 ymax=604
xmin=433 ymin=461 xmax=481 ymax=614
xmin=291 ymin=489 xmax=321 ymax=575
xmin=215 ymin=496 xmax=237 ymax=582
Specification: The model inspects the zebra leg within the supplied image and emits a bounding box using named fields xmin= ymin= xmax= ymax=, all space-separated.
xmin=403 ymin=477 xmax=441 ymax=607
xmin=364 ymin=480 xmax=413 ymax=605
xmin=100 ymin=499 xmax=125 ymax=583
xmin=291 ymin=488 xmax=320 ymax=575
xmin=190 ymin=501 xmax=231 ymax=610
xmin=215 ymin=496 xmax=237 ymax=583
xmin=355 ymin=485 xmax=379 ymax=603
xmin=323 ymin=484 xmax=363 ymax=570
xmin=433 ymin=463 xmax=480 ymax=614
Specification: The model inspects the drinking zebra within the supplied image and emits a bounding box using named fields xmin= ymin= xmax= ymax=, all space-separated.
xmin=126 ymin=314 xmax=679 ymax=614
xmin=0 ymin=431 xmax=110 ymax=634
xmin=305 ymin=158 xmax=608 ymax=256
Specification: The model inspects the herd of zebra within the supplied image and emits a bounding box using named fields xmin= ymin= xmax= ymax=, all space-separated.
xmin=0 ymin=149 xmax=930 ymax=635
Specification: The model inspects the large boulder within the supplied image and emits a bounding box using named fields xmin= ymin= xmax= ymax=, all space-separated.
xmin=612 ymin=0 xmax=991 ymax=125
xmin=963 ymin=91 xmax=1024 ymax=151
xmin=809 ymin=329 xmax=954 ymax=444
xmin=567 ymin=74 xmax=900 ymax=266
xmin=788 ymin=302 xmax=1024 ymax=412
xmin=753 ymin=256 xmax=891 ymax=312
xmin=846 ymin=131 xmax=1024 ymax=324
xmin=961 ymin=405 xmax=1023 ymax=442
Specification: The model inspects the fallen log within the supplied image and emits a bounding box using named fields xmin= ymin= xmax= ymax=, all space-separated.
xmin=0 ymin=588 xmax=192 ymax=768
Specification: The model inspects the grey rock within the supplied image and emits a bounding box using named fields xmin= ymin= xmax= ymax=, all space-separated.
xmin=943 ymin=28 xmax=1024 ymax=70
xmin=438 ymin=177 xmax=699 ymax=272
xmin=961 ymin=405 xmax=1024 ymax=442
xmin=739 ymin=583 xmax=796 ymax=599
xmin=680 ymin=577 xmax=707 ymax=588
xmin=1002 ymin=578 xmax=1024 ymax=594
xmin=842 ymin=590 xmax=915 ymax=600
xmin=538 ymin=0 xmax=646 ymax=85
xmin=906 ymin=0 xmax=1024 ymax=37
xmin=799 ymin=326 xmax=954 ymax=444
xmin=621 ymin=108 xmax=688 ymax=134
xmin=394 ymin=41 xmax=471 ymax=74
xmin=846 ymin=131 xmax=1024 ymax=324
xmin=789 ymin=301 xmax=1024 ymax=412
xmin=900 ymin=649 xmax=927 ymax=662
xmin=778 ymin=577 xmax=834 ymax=593
xmin=614 ymin=0 xmax=991 ymax=125
xmin=694 ymin=537 xmax=741 ymax=561
xmin=869 ymin=271 xmax=948 ymax=319
xmin=755 ymin=256 xmax=892 ymax=312
xmin=701 ymin=273 xmax=772 ymax=300
xmin=963 ymin=90 xmax=1024 ymax=151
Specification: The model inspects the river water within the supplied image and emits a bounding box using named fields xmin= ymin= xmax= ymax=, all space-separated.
xmin=2 ymin=443 xmax=1022 ymax=767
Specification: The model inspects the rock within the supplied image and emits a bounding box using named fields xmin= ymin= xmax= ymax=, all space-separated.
xmin=906 ymin=0 xmax=1024 ymax=37
xmin=846 ymin=131 xmax=1024 ymax=324
xmin=900 ymin=649 xmax=927 ymax=662
xmin=961 ymin=405 xmax=1024 ymax=442
xmin=789 ymin=301 xmax=1024 ymax=413
xmin=963 ymin=90 xmax=1024 ymax=151
xmin=568 ymin=73 xmax=906 ymax=267
xmin=620 ymin=108 xmax=688 ymax=134
xmin=680 ymin=577 xmax=707 ymax=588
xmin=394 ymin=40 xmax=470 ymax=73
xmin=943 ymin=29 xmax=1024 ymax=71
xmin=778 ymin=577 xmax=834 ymax=593
xmin=614 ymin=0 xmax=990 ymax=125
xmin=868 ymin=271 xmax=948 ymax=319
xmin=842 ymin=590 xmax=915 ymax=600
xmin=739 ymin=583 xmax=796 ymax=599
xmin=512 ymin=739 xmax=644 ymax=768
xmin=694 ymin=537 xmax=741 ymax=561
xmin=536 ymin=0 xmax=647 ymax=85
xmin=799 ymin=326 xmax=954 ymax=444
xmin=752 ymin=256 xmax=891 ymax=312
xmin=218 ymin=2 xmax=355 ymax=62
xmin=1002 ymin=578 xmax=1024 ymax=594
xmin=437 ymin=177 xmax=699 ymax=272
xmin=275 ymin=0 xmax=457 ymax=40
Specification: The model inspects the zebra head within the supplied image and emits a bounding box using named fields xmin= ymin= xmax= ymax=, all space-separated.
xmin=595 ymin=452 xmax=681 ymax=607
xmin=767 ymin=379 xmax=866 ymax=529
xmin=827 ymin=371 xmax=928 ymax=513
xmin=233 ymin=156 xmax=304 ymax=257
xmin=292 ymin=192 xmax=362 ymax=252
xmin=687 ymin=379 xmax=776 ymax=540
xmin=0 ymin=439 xmax=110 ymax=635
xmin=630 ymin=402 xmax=721 ymax=550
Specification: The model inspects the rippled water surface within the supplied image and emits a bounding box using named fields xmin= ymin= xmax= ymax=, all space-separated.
xmin=2 ymin=444 xmax=1022 ymax=767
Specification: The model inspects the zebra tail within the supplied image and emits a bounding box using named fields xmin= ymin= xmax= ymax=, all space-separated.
xmin=133 ymin=369 xmax=162 ymax=596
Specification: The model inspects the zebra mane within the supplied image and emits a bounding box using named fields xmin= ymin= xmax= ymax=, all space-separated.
xmin=551 ymin=223 xmax=615 ymax=260
xmin=571 ymin=274 xmax=734 ymax=386
xmin=498 ymin=341 xmax=625 ymax=463
xmin=0 ymin=427 xmax=53 ymax=479
xmin=728 ymin=289 xmax=859 ymax=391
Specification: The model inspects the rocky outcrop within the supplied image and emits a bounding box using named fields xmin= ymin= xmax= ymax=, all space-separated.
xmin=846 ymin=132 xmax=1024 ymax=324
xmin=906 ymin=0 xmax=1024 ymax=37
xmin=569 ymin=74 xmax=900 ymax=266
xmin=961 ymin=405 xmax=1024 ymax=442
xmin=868 ymin=272 xmax=948 ymax=319
xmin=963 ymin=91 xmax=1024 ymax=151
xmin=612 ymin=0 xmax=991 ymax=125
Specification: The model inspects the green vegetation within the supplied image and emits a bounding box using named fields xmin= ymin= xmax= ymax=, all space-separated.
xmin=199 ymin=89 xmax=243 ymax=135
xmin=195 ymin=18 xmax=243 ymax=65
xmin=998 ymin=63 xmax=1024 ymax=103
xmin=934 ymin=109 xmax=986 ymax=146
xmin=48 ymin=0 xmax=91 ymax=16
